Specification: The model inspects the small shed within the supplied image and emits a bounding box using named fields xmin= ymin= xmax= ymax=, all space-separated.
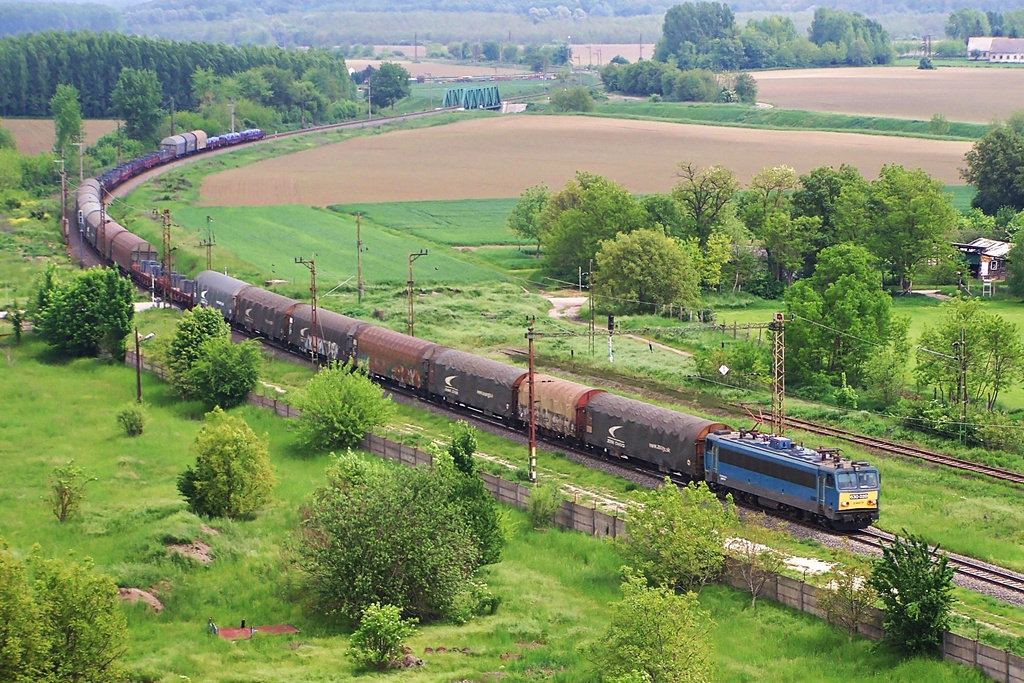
xmin=953 ymin=238 xmax=1012 ymax=278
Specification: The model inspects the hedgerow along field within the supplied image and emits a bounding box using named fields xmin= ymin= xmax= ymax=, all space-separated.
xmin=753 ymin=66 xmax=1024 ymax=124
xmin=197 ymin=116 xmax=973 ymax=206
xmin=1 ymin=118 xmax=118 ymax=156
xmin=0 ymin=336 xmax=993 ymax=682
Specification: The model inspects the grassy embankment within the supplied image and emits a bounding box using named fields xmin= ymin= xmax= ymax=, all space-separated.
xmin=0 ymin=336 xmax=995 ymax=681
xmin=590 ymin=101 xmax=989 ymax=140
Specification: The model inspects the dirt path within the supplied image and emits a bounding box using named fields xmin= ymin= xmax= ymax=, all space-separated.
xmin=546 ymin=296 xmax=587 ymax=320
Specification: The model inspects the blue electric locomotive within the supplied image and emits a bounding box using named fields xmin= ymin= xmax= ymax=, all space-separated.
xmin=705 ymin=431 xmax=879 ymax=529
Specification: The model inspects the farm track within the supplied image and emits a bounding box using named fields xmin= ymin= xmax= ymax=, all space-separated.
xmin=783 ymin=416 xmax=1024 ymax=486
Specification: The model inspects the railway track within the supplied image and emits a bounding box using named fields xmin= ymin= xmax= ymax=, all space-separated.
xmin=783 ymin=416 xmax=1024 ymax=486
xmin=851 ymin=527 xmax=1024 ymax=598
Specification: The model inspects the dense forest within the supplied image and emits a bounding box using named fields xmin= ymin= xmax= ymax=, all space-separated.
xmin=0 ymin=30 xmax=353 ymax=117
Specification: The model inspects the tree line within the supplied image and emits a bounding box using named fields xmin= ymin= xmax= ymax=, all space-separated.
xmin=656 ymin=3 xmax=893 ymax=73
xmin=0 ymin=30 xmax=355 ymax=119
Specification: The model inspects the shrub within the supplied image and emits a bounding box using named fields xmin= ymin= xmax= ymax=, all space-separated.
xmin=49 ymin=460 xmax=93 ymax=523
xmin=177 ymin=408 xmax=276 ymax=519
xmin=294 ymin=361 xmax=394 ymax=450
xmin=549 ymin=86 xmax=595 ymax=112
xmin=348 ymin=603 xmax=417 ymax=671
xmin=116 ymin=403 xmax=146 ymax=437
xmin=528 ymin=484 xmax=562 ymax=529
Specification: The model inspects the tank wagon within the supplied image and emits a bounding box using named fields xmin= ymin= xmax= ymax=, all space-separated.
xmin=187 ymin=269 xmax=880 ymax=529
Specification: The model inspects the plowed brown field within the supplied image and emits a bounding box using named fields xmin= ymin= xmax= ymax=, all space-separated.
xmin=754 ymin=67 xmax=1024 ymax=124
xmin=2 ymin=119 xmax=119 ymax=156
xmin=199 ymin=116 xmax=971 ymax=206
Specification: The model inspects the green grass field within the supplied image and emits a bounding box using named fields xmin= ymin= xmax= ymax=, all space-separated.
xmin=591 ymin=102 xmax=988 ymax=140
xmin=0 ymin=336 xmax=994 ymax=681
xmin=166 ymin=205 xmax=506 ymax=287
xmin=329 ymin=198 xmax=520 ymax=246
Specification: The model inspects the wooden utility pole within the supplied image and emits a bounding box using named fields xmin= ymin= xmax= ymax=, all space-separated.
xmin=407 ymin=250 xmax=428 ymax=337
xmin=161 ymin=210 xmax=172 ymax=307
xmin=356 ymin=213 xmax=364 ymax=303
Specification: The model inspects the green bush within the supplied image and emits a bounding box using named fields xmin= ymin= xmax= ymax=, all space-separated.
xmin=116 ymin=403 xmax=146 ymax=437
xmin=347 ymin=603 xmax=417 ymax=671
xmin=527 ymin=484 xmax=562 ymax=529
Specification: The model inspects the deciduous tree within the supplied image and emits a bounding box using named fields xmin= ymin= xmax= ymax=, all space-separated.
xmin=36 ymin=268 xmax=133 ymax=358
xmin=727 ymin=515 xmax=787 ymax=609
xmin=961 ymin=124 xmax=1024 ymax=215
xmin=671 ymin=162 xmax=739 ymax=248
xmin=184 ymin=336 xmax=262 ymax=410
xmin=370 ymin=62 xmax=411 ymax=110
xmin=294 ymin=361 xmax=394 ymax=450
xmin=30 ymin=552 xmax=128 ymax=683
xmin=785 ymin=244 xmax=892 ymax=387
xmin=167 ymin=305 xmax=230 ymax=398
xmin=590 ymin=570 xmax=714 ymax=683
xmin=297 ymin=452 xmax=486 ymax=622
xmin=594 ymin=228 xmax=700 ymax=314
xmin=541 ymin=171 xmax=648 ymax=278
xmin=0 ymin=541 xmax=45 ymax=682
xmin=869 ymin=531 xmax=955 ymax=655
xmin=864 ymin=164 xmax=958 ymax=293
xmin=505 ymin=183 xmax=549 ymax=255
xmin=110 ymin=67 xmax=163 ymax=143
xmin=623 ymin=480 xmax=736 ymax=594
xmin=549 ymin=86 xmax=594 ymax=112
xmin=49 ymin=83 xmax=82 ymax=157
xmin=178 ymin=407 xmax=276 ymax=519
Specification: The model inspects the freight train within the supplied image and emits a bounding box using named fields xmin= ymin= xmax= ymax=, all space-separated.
xmin=75 ymin=128 xmax=265 ymax=304
xmin=194 ymin=270 xmax=880 ymax=530
xmin=72 ymin=125 xmax=878 ymax=530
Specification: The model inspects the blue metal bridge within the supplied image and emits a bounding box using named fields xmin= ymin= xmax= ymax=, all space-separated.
xmin=442 ymin=85 xmax=502 ymax=110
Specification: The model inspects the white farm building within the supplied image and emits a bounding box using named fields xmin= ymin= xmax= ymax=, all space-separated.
xmin=967 ymin=37 xmax=1024 ymax=63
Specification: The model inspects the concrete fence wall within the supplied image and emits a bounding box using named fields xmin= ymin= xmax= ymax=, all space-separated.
xmin=125 ymin=349 xmax=1020 ymax=682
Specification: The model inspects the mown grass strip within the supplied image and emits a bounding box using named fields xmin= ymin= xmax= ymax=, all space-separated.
xmin=590 ymin=102 xmax=987 ymax=140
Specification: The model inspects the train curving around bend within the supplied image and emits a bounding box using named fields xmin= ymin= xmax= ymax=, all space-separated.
xmin=75 ymin=128 xmax=265 ymax=305
xmin=194 ymin=270 xmax=881 ymax=530
xmin=72 ymin=125 xmax=879 ymax=530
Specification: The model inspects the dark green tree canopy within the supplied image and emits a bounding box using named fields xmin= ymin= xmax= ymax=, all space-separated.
xmin=370 ymin=61 xmax=411 ymax=110
xmin=785 ymin=243 xmax=893 ymax=387
xmin=961 ymin=124 xmax=1024 ymax=215
xmin=111 ymin=67 xmax=163 ymax=144
xmin=36 ymin=267 xmax=134 ymax=358
xmin=540 ymin=171 xmax=648 ymax=278
xmin=49 ymin=83 xmax=82 ymax=157
xmin=656 ymin=2 xmax=737 ymax=61
xmin=297 ymin=453 xmax=492 ymax=622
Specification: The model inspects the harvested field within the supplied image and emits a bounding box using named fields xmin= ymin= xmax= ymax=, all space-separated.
xmin=754 ymin=67 xmax=1024 ymax=124
xmin=1 ymin=118 xmax=118 ymax=156
xmin=199 ymin=116 xmax=971 ymax=206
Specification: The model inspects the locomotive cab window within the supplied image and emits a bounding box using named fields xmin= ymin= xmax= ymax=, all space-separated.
xmin=824 ymin=474 xmax=835 ymax=489
xmin=836 ymin=471 xmax=878 ymax=490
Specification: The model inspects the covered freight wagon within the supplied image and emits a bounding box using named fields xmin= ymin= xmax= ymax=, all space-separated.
xmin=354 ymin=326 xmax=445 ymax=389
xmin=109 ymin=231 xmax=159 ymax=273
xmin=286 ymin=305 xmax=364 ymax=362
xmin=428 ymin=349 xmax=527 ymax=420
xmin=583 ymin=393 xmax=727 ymax=477
xmin=516 ymin=375 xmax=603 ymax=439
xmin=195 ymin=271 xmax=248 ymax=323
xmin=235 ymin=286 xmax=299 ymax=341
